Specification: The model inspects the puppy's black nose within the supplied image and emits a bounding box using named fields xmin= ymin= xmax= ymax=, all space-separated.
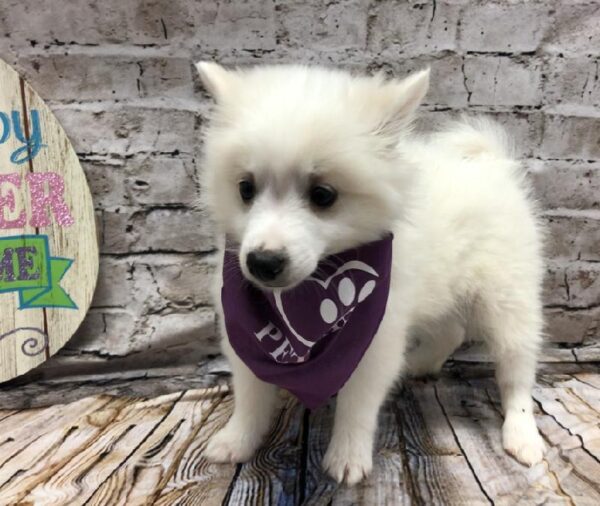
xmin=247 ymin=250 xmax=287 ymax=282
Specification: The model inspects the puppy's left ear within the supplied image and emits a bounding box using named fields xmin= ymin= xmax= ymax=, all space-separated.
xmin=370 ymin=68 xmax=430 ymax=139
xmin=195 ymin=61 xmax=239 ymax=102
xmin=386 ymin=68 xmax=430 ymax=120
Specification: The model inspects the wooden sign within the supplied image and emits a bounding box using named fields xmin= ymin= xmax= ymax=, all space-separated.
xmin=0 ymin=58 xmax=98 ymax=382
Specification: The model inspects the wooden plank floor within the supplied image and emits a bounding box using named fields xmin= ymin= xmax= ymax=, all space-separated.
xmin=0 ymin=374 xmax=599 ymax=505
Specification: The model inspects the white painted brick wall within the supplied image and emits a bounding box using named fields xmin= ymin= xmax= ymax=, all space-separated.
xmin=0 ymin=0 xmax=598 ymax=376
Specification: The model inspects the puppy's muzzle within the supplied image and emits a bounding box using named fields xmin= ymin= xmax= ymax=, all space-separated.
xmin=246 ymin=249 xmax=288 ymax=282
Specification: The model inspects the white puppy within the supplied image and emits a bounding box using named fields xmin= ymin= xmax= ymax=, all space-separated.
xmin=197 ymin=63 xmax=545 ymax=485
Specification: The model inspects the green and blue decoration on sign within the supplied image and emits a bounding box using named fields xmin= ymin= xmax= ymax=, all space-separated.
xmin=0 ymin=235 xmax=76 ymax=310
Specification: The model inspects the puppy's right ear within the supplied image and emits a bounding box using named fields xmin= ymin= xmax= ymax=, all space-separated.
xmin=195 ymin=61 xmax=238 ymax=102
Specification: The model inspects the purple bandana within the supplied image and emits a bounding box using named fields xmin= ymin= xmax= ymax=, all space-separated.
xmin=221 ymin=234 xmax=393 ymax=409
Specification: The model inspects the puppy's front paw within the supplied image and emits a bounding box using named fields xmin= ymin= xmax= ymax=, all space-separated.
xmin=502 ymin=414 xmax=546 ymax=466
xmin=205 ymin=424 xmax=262 ymax=464
xmin=322 ymin=433 xmax=373 ymax=485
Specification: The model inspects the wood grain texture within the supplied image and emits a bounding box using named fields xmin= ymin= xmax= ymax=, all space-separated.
xmin=301 ymin=402 xmax=340 ymax=505
xmin=393 ymin=384 xmax=491 ymax=504
xmin=0 ymin=396 xmax=127 ymax=504
xmin=329 ymin=404 xmax=411 ymax=505
xmin=0 ymin=375 xmax=598 ymax=505
xmin=0 ymin=58 xmax=98 ymax=383
xmin=21 ymin=394 xmax=180 ymax=505
xmin=153 ymin=394 xmax=238 ymax=506
xmin=224 ymin=394 xmax=305 ymax=506
xmin=87 ymin=387 xmax=226 ymax=506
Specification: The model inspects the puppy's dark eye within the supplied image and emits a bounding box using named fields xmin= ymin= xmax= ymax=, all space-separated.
xmin=310 ymin=184 xmax=337 ymax=208
xmin=238 ymin=179 xmax=255 ymax=203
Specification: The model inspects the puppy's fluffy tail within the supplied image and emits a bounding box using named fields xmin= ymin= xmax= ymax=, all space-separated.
xmin=434 ymin=115 xmax=516 ymax=160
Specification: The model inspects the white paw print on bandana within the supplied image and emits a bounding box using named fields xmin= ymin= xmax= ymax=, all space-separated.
xmin=319 ymin=277 xmax=377 ymax=324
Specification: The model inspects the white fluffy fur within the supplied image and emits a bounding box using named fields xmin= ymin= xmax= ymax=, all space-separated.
xmin=197 ymin=63 xmax=546 ymax=484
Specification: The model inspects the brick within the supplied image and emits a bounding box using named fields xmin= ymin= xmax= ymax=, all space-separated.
xmin=574 ymin=339 xmax=600 ymax=362
xmin=82 ymin=160 xmax=128 ymax=209
xmin=528 ymin=161 xmax=600 ymax=210
xmin=463 ymin=56 xmax=542 ymax=106
xmin=543 ymin=214 xmax=600 ymax=262
xmin=92 ymin=254 xmax=215 ymax=310
xmin=83 ymin=154 xmax=198 ymax=209
xmin=540 ymin=115 xmax=600 ymax=160
xmin=276 ymin=0 xmax=368 ymax=52
xmin=544 ymin=57 xmax=600 ymax=108
xmin=17 ymin=55 xmax=138 ymax=101
xmin=125 ymin=155 xmax=198 ymax=206
xmin=92 ymin=257 xmax=161 ymax=310
xmin=1 ymin=1 xmax=131 ymax=45
xmin=70 ymin=310 xmax=137 ymax=356
xmin=200 ymin=0 xmax=277 ymax=52
xmin=92 ymin=259 xmax=136 ymax=308
xmin=141 ymin=309 xmax=219 ymax=356
xmin=543 ymin=262 xmax=568 ymax=306
xmin=566 ymin=263 xmax=600 ymax=309
xmin=0 ymin=1 xmax=276 ymax=52
xmin=70 ymin=308 xmax=217 ymax=360
xmin=101 ymin=208 xmax=132 ymax=254
xmin=101 ymin=207 xmax=214 ymax=254
xmin=543 ymin=4 xmax=600 ymax=56
xmin=544 ymin=307 xmax=600 ymax=344
xmin=149 ymin=254 xmax=216 ymax=308
xmin=140 ymin=208 xmax=213 ymax=252
xmin=136 ymin=57 xmax=194 ymax=99
xmin=426 ymin=55 xmax=468 ymax=107
xmin=16 ymin=55 xmax=194 ymax=102
xmin=367 ymin=1 xmax=461 ymax=57
xmin=459 ymin=2 xmax=552 ymax=52
xmin=53 ymin=107 xmax=198 ymax=156
xmin=0 ymin=0 xmax=220 ymax=47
